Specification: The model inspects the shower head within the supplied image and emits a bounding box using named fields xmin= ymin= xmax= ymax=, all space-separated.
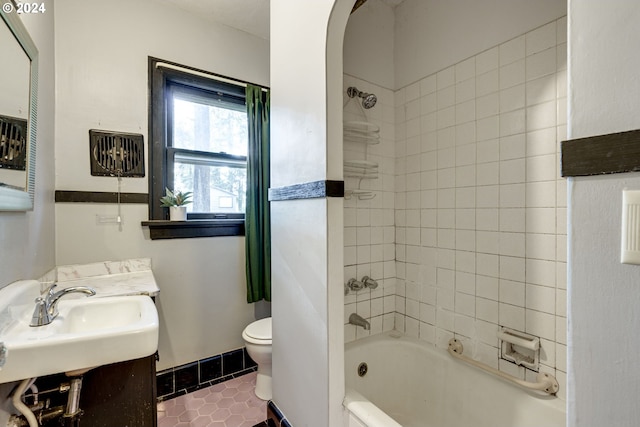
xmin=347 ymin=86 xmax=377 ymax=109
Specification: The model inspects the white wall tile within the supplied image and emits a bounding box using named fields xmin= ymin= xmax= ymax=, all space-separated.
xmin=499 ymin=232 xmax=525 ymax=257
xmin=526 ymin=258 xmax=556 ymax=287
xmin=526 ymin=181 xmax=556 ymax=207
xmin=499 ymin=109 xmax=526 ymax=137
xmin=476 ymin=93 xmax=499 ymax=119
xmin=476 ymin=208 xmax=499 ymax=231
xmin=526 ymin=48 xmax=556 ymax=81
xmin=456 ymin=78 xmax=476 ymax=104
xmin=500 ymin=256 xmax=526 ymax=282
xmin=527 ymin=100 xmax=556 ymax=131
xmin=527 ymin=74 xmax=556 ymax=106
xmin=526 ymin=283 xmax=556 ymax=314
xmin=500 ymin=159 xmax=526 ymax=184
xmin=525 ymin=309 xmax=555 ymax=341
xmin=500 ymin=208 xmax=526 ymax=232
xmin=456 ymin=100 xmax=476 ymax=124
xmin=456 ymin=209 xmax=476 ymax=230
xmin=476 ymin=274 xmax=499 ymax=300
xmin=456 ymin=57 xmax=476 ymax=83
xmin=500 ymin=134 xmax=526 ymax=160
xmin=526 ymin=128 xmax=557 ymax=157
xmin=476 ymin=47 xmax=499 ymax=74
xmin=476 ymin=69 xmax=499 ymax=97
xmin=499 ymin=303 xmax=525 ymax=331
xmin=437 ymin=66 xmax=455 ymax=89
xmin=526 ymin=207 xmax=556 ymax=234
xmin=456 ymin=176 xmax=477 ymax=199
xmin=437 ymin=86 xmax=456 ymax=110
xmin=477 ymin=298 xmax=499 ymax=323
xmin=526 ymin=233 xmax=556 ymax=261
xmin=526 ymin=22 xmax=556 ymax=56
xmin=477 ymin=185 xmax=499 ymax=208
xmin=477 ymin=139 xmax=499 ymax=163
xmin=500 ymin=184 xmax=526 ymax=208
xmin=500 ymin=35 xmax=525 ymax=65
xmin=476 ymin=231 xmax=499 ymax=254
xmin=500 ymin=279 xmax=525 ymax=306
xmin=499 ymin=60 xmax=525 ymax=90
xmin=500 ymin=84 xmax=526 ymax=112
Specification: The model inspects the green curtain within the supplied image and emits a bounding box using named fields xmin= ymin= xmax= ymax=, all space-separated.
xmin=245 ymin=85 xmax=271 ymax=303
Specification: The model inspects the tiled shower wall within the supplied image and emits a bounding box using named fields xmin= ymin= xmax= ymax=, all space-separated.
xmin=394 ymin=17 xmax=567 ymax=395
xmin=343 ymin=19 xmax=567 ymax=397
xmin=343 ymin=75 xmax=397 ymax=341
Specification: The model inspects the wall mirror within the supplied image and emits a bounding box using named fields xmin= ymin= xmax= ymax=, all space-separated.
xmin=0 ymin=3 xmax=38 ymax=211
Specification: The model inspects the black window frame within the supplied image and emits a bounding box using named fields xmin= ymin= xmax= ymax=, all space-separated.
xmin=144 ymin=57 xmax=249 ymax=239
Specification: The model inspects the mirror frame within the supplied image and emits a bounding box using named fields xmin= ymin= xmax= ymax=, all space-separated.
xmin=0 ymin=2 xmax=38 ymax=211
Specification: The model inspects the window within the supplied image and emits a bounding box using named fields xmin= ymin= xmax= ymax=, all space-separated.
xmin=168 ymin=83 xmax=247 ymax=215
xmin=146 ymin=58 xmax=249 ymax=239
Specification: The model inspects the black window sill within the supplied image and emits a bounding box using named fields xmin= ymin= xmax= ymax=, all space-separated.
xmin=141 ymin=219 xmax=244 ymax=240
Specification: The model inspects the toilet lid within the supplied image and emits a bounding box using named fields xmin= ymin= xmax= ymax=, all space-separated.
xmin=245 ymin=317 xmax=271 ymax=341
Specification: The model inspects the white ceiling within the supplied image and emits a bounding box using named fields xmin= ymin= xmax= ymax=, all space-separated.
xmin=154 ymin=0 xmax=270 ymax=40
xmin=153 ymin=0 xmax=405 ymax=41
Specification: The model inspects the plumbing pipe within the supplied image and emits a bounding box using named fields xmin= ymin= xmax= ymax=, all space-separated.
xmin=27 ymin=383 xmax=37 ymax=405
xmin=11 ymin=378 xmax=38 ymax=427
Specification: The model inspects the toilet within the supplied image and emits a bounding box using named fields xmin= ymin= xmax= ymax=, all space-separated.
xmin=242 ymin=317 xmax=272 ymax=400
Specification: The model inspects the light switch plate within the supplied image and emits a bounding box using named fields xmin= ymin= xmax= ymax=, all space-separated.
xmin=621 ymin=190 xmax=640 ymax=264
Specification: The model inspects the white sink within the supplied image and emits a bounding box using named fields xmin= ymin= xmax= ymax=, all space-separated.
xmin=0 ymin=280 xmax=159 ymax=383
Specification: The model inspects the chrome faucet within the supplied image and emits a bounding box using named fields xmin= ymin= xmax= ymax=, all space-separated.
xmin=30 ymin=284 xmax=96 ymax=327
xmin=348 ymin=313 xmax=370 ymax=330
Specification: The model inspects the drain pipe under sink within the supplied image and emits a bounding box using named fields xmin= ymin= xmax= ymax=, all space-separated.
xmin=10 ymin=378 xmax=38 ymax=427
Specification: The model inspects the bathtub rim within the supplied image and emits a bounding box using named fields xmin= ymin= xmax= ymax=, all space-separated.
xmin=344 ymin=331 xmax=566 ymax=419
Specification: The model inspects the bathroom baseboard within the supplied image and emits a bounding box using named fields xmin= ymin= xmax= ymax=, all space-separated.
xmin=156 ymin=347 xmax=257 ymax=401
xmin=268 ymin=400 xmax=293 ymax=427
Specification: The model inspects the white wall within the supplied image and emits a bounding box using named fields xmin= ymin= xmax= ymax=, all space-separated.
xmin=343 ymin=0 xmax=395 ymax=90
xmin=53 ymin=0 xmax=269 ymax=370
xmin=270 ymin=0 xmax=350 ymax=426
xmin=568 ymin=2 xmax=640 ymax=425
xmin=394 ymin=0 xmax=567 ymax=89
xmin=0 ymin=2 xmax=56 ymax=425
xmin=0 ymin=1 xmax=55 ymax=290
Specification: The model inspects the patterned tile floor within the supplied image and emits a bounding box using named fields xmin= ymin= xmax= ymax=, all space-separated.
xmin=157 ymin=372 xmax=267 ymax=427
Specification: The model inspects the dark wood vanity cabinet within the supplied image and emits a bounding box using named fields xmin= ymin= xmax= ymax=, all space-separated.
xmin=79 ymin=355 xmax=157 ymax=427
xmin=36 ymin=355 xmax=157 ymax=427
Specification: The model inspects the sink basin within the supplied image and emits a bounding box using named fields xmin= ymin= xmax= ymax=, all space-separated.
xmin=0 ymin=280 xmax=158 ymax=383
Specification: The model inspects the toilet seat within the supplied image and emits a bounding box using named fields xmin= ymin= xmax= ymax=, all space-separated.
xmin=242 ymin=317 xmax=272 ymax=344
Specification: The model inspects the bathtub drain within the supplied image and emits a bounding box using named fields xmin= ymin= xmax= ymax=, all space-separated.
xmin=357 ymin=362 xmax=368 ymax=377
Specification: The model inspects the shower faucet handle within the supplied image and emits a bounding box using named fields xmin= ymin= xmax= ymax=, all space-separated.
xmin=347 ymin=278 xmax=365 ymax=292
xmin=362 ymin=276 xmax=379 ymax=290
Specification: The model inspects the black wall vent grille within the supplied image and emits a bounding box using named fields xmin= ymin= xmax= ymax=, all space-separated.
xmin=0 ymin=115 xmax=27 ymax=171
xmin=89 ymin=130 xmax=145 ymax=177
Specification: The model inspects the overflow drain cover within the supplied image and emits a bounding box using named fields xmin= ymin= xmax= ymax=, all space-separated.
xmin=357 ymin=362 xmax=368 ymax=377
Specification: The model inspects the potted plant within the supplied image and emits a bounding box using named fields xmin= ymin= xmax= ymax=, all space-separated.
xmin=160 ymin=188 xmax=192 ymax=221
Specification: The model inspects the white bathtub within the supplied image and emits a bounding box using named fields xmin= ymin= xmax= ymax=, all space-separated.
xmin=344 ymin=332 xmax=566 ymax=427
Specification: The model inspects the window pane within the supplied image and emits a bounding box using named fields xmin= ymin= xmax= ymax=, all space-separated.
xmin=172 ymin=97 xmax=247 ymax=157
xmin=174 ymin=161 xmax=246 ymax=214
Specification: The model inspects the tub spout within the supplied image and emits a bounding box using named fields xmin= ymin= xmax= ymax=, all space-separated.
xmin=349 ymin=313 xmax=370 ymax=330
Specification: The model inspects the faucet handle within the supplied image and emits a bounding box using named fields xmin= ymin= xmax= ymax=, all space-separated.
xmin=30 ymin=297 xmax=54 ymax=327
xmin=347 ymin=278 xmax=365 ymax=292
xmin=362 ymin=276 xmax=379 ymax=290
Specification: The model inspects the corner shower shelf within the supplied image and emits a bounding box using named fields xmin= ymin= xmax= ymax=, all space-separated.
xmin=343 ymin=119 xmax=379 ymax=200
xmin=344 ymin=189 xmax=376 ymax=200
xmin=344 ymin=121 xmax=380 ymax=145
xmin=344 ymin=159 xmax=379 ymax=179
